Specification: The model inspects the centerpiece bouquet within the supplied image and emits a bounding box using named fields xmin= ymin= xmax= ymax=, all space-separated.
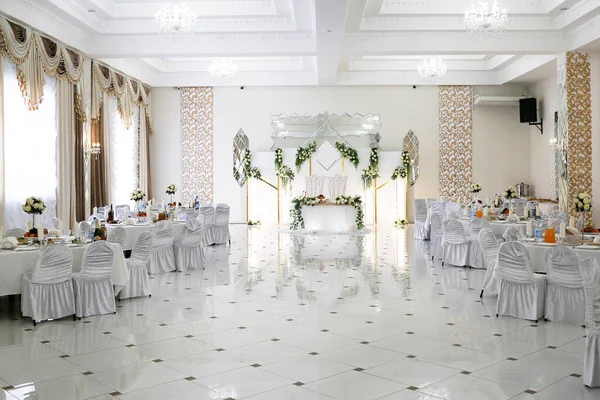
xmin=471 ymin=183 xmax=482 ymax=193
xmin=166 ymin=184 xmax=177 ymax=205
xmin=503 ymin=186 xmax=518 ymax=199
xmin=131 ymin=189 xmax=146 ymax=216
xmin=574 ymin=192 xmax=592 ymax=232
xmin=22 ymin=196 xmax=46 ymax=234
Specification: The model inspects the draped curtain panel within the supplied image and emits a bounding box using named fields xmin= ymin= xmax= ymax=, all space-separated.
xmin=180 ymin=87 xmax=214 ymax=206
xmin=56 ymin=79 xmax=76 ymax=227
xmin=90 ymin=106 xmax=108 ymax=208
xmin=74 ymin=109 xmax=86 ymax=222
xmin=438 ymin=85 xmax=473 ymax=205
xmin=139 ymin=106 xmax=152 ymax=199
xmin=0 ymin=57 xmax=4 ymax=230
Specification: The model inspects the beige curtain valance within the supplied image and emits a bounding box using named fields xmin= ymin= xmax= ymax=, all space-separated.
xmin=91 ymin=62 xmax=152 ymax=130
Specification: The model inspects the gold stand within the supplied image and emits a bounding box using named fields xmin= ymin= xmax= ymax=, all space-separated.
xmin=309 ymin=156 xmax=313 ymax=176
xmin=374 ymin=179 xmax=391 ymax=224
xmin=246 ymin=177 xmax=281 ymax=225
xmin=342 ymin=157 xmax=345 ymax=175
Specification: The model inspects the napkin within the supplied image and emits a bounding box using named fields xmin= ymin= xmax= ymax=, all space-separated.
xmin=0 ymin=237 xmax=18 ymax=249
xmin=594 ymin=236 xmax=600 ymax=245
xmin=560 ymin=222 xmax=566 ymax=239
xmin=483 ymin=207 xmax=489 ymax=217
xmin=93 ymin=206 xmax=98 ymax=216
xmin=72 ymin=220 xmax=80 ymax=238
xmin=526 ymin=220 xmax=533 ymax=237
xmin=570 ymin=216 xmax=576 ymax=228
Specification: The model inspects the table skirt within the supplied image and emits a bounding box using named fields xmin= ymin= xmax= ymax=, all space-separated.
xmin=301 ymin=205 xmax=357 ymax=233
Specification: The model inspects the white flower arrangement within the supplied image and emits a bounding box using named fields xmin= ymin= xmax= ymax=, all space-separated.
xmin=503 ymin=186 xmax=518 ymax=199
xmin=394 ymin=219 xmax=408 ymax=227
xmin=274 ymin=148 xmax=283 ymax=170
xmin=295 ymin=141 xmax=317 ymax=172
xmin=361 ymin=166 xmax=379 ymax=189
xmin=335 ymin=142 xmax=360 ymax=168
xmin=402 ymin=151 xmax=411 ymax=167
xmin=391 ymin=166 xmax=407 ymax=180
xmin=22 ymin=196 xmax=46 ymax=215
xmin=574 ymin=192 xmax=592 ymax=212
xmin=290 ymin=195 xmax=319 ymax=229
xmin=471 ymin=183 xmax=482 ymax=193
xmin=335 ymin=195 xmax=365 ymax=229
xmin=277 ymin=165 xmax=295 ymax=192
xmin=166 ymin=184 xmax=177 ymax=195
xmin=130 ymin=189 xmax=145 ymax=201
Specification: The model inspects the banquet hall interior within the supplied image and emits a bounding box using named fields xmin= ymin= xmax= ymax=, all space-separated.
xmin=1 ymin=0 xmax=600 ymax=399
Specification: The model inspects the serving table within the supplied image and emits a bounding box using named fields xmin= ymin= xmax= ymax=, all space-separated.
xmin=0 ymin=242 xmax=128 ymax=297
xmin=301 ymin=204 xmax=357 ymax=234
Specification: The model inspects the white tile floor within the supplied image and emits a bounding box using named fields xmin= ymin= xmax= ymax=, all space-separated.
xmin=0 ymin=225 xmax=598 ymax=399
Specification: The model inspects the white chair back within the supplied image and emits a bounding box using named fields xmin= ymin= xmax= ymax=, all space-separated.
xmin=96 ymin=206 xmax=106 ymax=220
xmin=179 ymin=208 xmax=196 ymax=221
xmin=107 ymin=227 xmax=125 ymax=246
xmin=414 ymin=199 xmax=428 ymax=223
xmin=327 ymin=175 xmax=347 ymax=198
xmin=502 ymin=225 xmax=522 ymax=242
xmin=152 ymin=220 xmax=174 ymax=248
xmin=430 ymin=201 xmax=446 ymax=221
xmin=115 ymin=205 xmax=130 ymax=221
xmin=546 ymin=245 xmax=582 ymax=288
xmin=199 ymin=206 xmax=215 ymax=226
xmin=79 ymin=221 xmax=92 ymax=239
xmin=579 ymin=257 xmax=600 ymax=329
xmin=478 ymin=228 xmax=499 ymax=268
xmin=214 ymin=204 xmax=230 ymax=226
xmin=430 ymin=213 xmax=443 ymax=237
xmin=445 ymin=202 xmax=461 ymax=219
xmin=80 ymin=241 xmax=114 ymax=280
xmin=181 ymin=218 xmax=204 ymax=247
xmin=4 ymin=228 xmax=25 ymax=238
xmin=513 ymin=199 xmax=527 ymax=215
xmin=196 ymin=213 xmax=205 ymax=224
xmin=496 ymin=242 xmax=534 ymax=284
xmin=131 ymin=232 xmax=152 ymax=263
xmin=52 ymin=217 xmax=60 ymax=229
xmin=305 ymin=175 xmax=325 ymax=197
xmin=31 ymin=244 xmax=73 ymax=284
xmin=470 ymin=218 xmax=490 ymax=238
xmin=443 ymin=219 xmax=467 ymax=244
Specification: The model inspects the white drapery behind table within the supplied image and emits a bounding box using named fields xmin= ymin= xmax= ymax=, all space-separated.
xmin=0 ymin=242 xmax=127 ymax=296
xmin=301 ymin=205 xmax=357 ymax=233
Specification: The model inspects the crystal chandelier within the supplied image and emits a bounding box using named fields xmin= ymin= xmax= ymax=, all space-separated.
xmin=208 ymin=60 xmax=238 ymax=84
xmin=155 ymin=3 xmax=197 ymax=40
xmin=464 ymin=1 xmax=507 ymax=37
xmin=418 ymin=59 xmax=447 ymax=83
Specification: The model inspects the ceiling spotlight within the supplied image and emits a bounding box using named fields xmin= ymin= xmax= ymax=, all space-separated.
xmin=155 ymin=3 xmax=197 ymax=41
xmin=208 ymin=60 xmax=238 ymax=84
xmin=464 ymin=1 xmax=507 ymax=38
xmin=418 ymin=59 xmax=447 ymax=83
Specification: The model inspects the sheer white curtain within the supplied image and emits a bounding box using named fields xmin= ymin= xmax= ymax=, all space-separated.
xmin=3 ymin=58 xmax=58 ymax=230
xmin=109 ymin=97 xmax=139 ymax=207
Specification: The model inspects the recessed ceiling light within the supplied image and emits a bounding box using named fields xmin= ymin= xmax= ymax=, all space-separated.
xmin=560 ymin=7 xmax=569 ymax=11
xmin=88 ymin=9 xmax=96 ymax=12
xmin=326 ymin=29 xmax=332 ymax=32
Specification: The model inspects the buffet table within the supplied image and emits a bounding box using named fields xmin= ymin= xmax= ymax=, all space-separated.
xmin=0 ymin=242 xmax=128 ymax=297
xmin=301 ymin=204 xmax=357 ymax=233
xmin=459 ymin=219 xmax=526 ymax=239
xmin=106 ymin=223 xmax=186 ymax=251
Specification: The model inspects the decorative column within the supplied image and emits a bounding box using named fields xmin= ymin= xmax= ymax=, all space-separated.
xmin=557 ymin=52 xmax=592 ymax=224
xmin=438 ymin=86 xmax=473 ymax=205
xmin=180 ymin=87 xmax=214 ymax=206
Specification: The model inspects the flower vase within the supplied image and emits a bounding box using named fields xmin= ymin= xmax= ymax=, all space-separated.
xmin=169 ymin=195 xmax=173 ymax=205
xmin=137 ymin=200 xmax=144 ymax=213
xmin=31 ymin=214 xmax=36 ymax=232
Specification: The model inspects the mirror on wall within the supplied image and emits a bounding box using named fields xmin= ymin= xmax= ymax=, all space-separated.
xmin=403 ymin=129 xmax=420 ymax=187
xmin=233 ymin=128 xmax=249 ymax=187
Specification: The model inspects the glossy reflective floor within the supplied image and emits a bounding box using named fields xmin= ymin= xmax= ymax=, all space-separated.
xmin=0 ymin=225 xmax=596 ymax=400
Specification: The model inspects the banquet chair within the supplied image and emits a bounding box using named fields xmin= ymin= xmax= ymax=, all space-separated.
xmin=72 ymin=241 xmax=116 ymax=318
xmin=119 ymin=232 xmax=152 ymax=300
xmin=442 ymin=219 xmax=471 ymax=267
xmin=305 ymin=175 xmax=325 ymax=197
xmin=548 ymin=210 xmax=569 ymax=231
xmin=148 ymin=220 xmax=176 ymax=274
xmin=414 ymin=199 xmax=429 ymax=240
xmin=470 ymin=218 xmax=490 ymax=239
xmin=430 ymin=201 xmax=446 ymax=222
xmin=95 ymin=206 xmax=106 ymax=220
xmin=579 ymin=257 xmax=600 ymax=387
xmin=496 ymin=242 xmax=547 ymax=321
xmin=199 ymin=206 xmax=215 ymax=246
xmin=174 ymin=219 xmax=205 ymax=272
xmin=327 ymin=175 xmax=347 ymax=199
xmin=4 ymin=228 xmax=25 ymax=238
xmin=107 ymin=226 xmax=126 ymax=246
xmin=445 ymin=202 xmax=461 ymax=219
xmin=79 ymin=221 xmax=92 ymax=241
xmin=179 ymin=208 xmax=197 ymax=221
xmin=21 ymin=244 xmax=76 ymax=325
xmin=544 ymin=245 xmax=584 ymax=325
xmin=213 ymin=204 xmax=231 ymax=245
xmin=114 ymin=205 xmax=131 ymax=221
xmin=469 ymin=219 xmax=490 ymax=269
xmin=479 ymin=228 xmax=501 ymax=297
xmin=502 ymin=225 xmax=522 ymax=242
xmin=430 ymin=213 xmax=444 ymax=260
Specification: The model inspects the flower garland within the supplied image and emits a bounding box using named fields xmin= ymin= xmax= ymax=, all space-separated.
xmin=361 ymin=148 xmax=379 ymax=189
xmin=22 ymin=196 xmax=46 ymax=215
xmin=574 ymin=192 xmax=592 ymax=212
xmin=335 ymin=142 xmax=359 ymax=168
xmin=277 ymin=165 xmax=295 ymax=192
xmin=334 ymin=195 xmax=365 ymax=230
xmin=295 ymin=141 xmax=317 ymax=172
xmin=391 ymin=166 xmax=407 ymax=180
xmin=243 ymin=150 xmax=262 ymax=180
xmin=274 ymin=148 xmax=283 ymax=170
xmin=290 ymin=195 xmax=319 ymax=230
xmin=391 ymin=150 xmax=411 ymax=181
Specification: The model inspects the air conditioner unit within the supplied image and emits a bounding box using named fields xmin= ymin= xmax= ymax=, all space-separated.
xmin=473 ymin=96 xmax=521 ymax=107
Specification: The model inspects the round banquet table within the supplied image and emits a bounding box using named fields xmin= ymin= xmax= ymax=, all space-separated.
xmin=105 ymin=222 xmax=186 ymax=251
xmin=521 ymin=242 xmax=600 ymax=273
xmin=301 ymin=204 xmax=357 ymax=233
xmin=0 ymin=242 xmax=128 ymax=297
xmin=458 ymin=219 xmax=526 ymax=239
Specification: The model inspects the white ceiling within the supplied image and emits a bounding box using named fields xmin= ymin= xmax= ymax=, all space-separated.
xmin=1 ymin=0 xmax=599 ymax=87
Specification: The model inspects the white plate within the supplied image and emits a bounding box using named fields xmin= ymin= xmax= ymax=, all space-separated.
xmin=534 ymin=242 xmax=558 ymax=247
xmin=576 ymin=245 xmax=600 ymax=250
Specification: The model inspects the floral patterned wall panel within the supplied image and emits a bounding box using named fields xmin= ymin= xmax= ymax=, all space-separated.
xmin=438 ymin=85 xmax=473 ymax=205
xmin=180 ymin=87 xmax=214 ymax=205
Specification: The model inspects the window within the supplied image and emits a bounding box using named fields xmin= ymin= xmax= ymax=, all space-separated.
xmin=3 ymin=58 xmax=58 ymax=230
xmin=108 ymin=97 xmax=139 ymax=206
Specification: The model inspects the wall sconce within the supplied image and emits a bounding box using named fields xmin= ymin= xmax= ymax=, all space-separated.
xmin=86 ymin=142 xmax=101 ymax=160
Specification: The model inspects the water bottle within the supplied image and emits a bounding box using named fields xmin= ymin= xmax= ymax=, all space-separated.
xmin=534 ymin=217 xmax=544 ymax=242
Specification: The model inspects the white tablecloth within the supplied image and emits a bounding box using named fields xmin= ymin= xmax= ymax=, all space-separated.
xmin=0 ymin=242 xmax=128 ymax=296
xmin=521 ymin=242 xmax=600 ymax=273
xmin=458 ymin=219 xmax=526 ymax=239
xmin=106 ymin=223 xmax=186 ymax=251
xmin=301 ymin=205 xmax=357 ymax=233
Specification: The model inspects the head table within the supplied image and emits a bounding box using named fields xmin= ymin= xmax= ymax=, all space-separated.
xmin=0 ymin=242 xmax=127 ymax=297
xmin=301 ymin=204 xmax=357 ymax=234
xmin=105 ymin=222 xmax=186 ymax=251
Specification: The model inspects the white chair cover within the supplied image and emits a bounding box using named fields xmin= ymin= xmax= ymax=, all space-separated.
xmin=502 ymin=225 xmax=522 ymax=242
xmin=119 ymin=232 xmax=152 ymax=299
xmin=479 ymin=228 xmax=500 ymax=297
xmin=213 ymin=204 xmax=231 ymax=245
xmin=148 ymin=221 xmax=176 ymax=274
xmin=114 ymin=205 xmax=131 ymax=221
xmin=107 ymin=226 xmax=126 ymax=246
xmin=174 ymin=219 xmax=205 ymax=272
xmin=96 ymin=206 xmax=106 ymax=220
xmin=327 ymin=175 xmax=347 ymax=198
xmin=72 ymin=241 xmax=116 ymax=318
xmin=179 ymin=208 xmax=196 ymax=221
xmin=579 ymin=257 xmax=600 ymax=387
xmin=430 ymin=213 xmax=444 ymax=260
xmin=414 ymin=199 xmax=429 ymax=240
xmin=544 ymin=245 xmax=584 ymax=325
xmin=199 ymin=206 xmax=215 ymax=246
xmin=496 ymin=242 xmax=547 ymax=321
xmin=442 ymin=219 xmax=471 ymax=267
xmin=305 ymin=175 xmax=325 ymax=197
xmin=21 ymin=244 xmax=75 ymax=323
xmin=5 ymin=228 xmax=25 ymax=238
xmin=468 ymin=219 xmax=490 ymax=270
xmin=470 ymin=218 xmax=490 ymax=239
xmin=430 ymin=201 xmax=446 ymax=221
xmin=79 ymin=221 xmax=92 ymax=240
xmin=445 ymin=202 xmax=461 ymax=219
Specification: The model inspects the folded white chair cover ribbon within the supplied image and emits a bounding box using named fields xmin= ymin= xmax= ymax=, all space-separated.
xmin=442 ymin=219 xmax=471 ymax=267
xmin=544 ymin=245 xmax=584 ymax=325
xmin=480 ymin=228 xmax=500 ymax=296
xmin=0 ymin=237 xmax=18 ymax=249
xmin=174 ymin=218 xmax=205 ymax=272
xmin=213 ymin=204 xmax=231 ymax=245
xmin=430 ymin=201 xmax=446 ymax=221
xmin=579 ymin=257 xmax=600 ymax=387
xmin=414 ymin=199 xmax=429 ymax=240
xmin=107 ymin=226 xmax=126 ymax=246
xmin=148 ymin=220 xmax=176 ymax=274
xmin=119 ymin=232 xmax=152 ymax=299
